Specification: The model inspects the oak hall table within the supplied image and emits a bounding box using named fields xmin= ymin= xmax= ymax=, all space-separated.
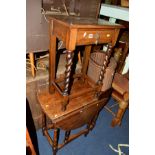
xmin=47 ymin=15 xmax=123 ymax=110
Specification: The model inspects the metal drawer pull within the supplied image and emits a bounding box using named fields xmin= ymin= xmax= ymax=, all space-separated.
xmin=88 ymin=34 xmax=93 ymax=38
xmin=106 ymin=34 xmax=111 ymax=37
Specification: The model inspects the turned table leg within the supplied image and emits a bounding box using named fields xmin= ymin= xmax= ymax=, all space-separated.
xmin=84 ymin=113 xmax=99 ymax=137
xmin=97 ymin=44 xmax=113 ymax=85
xmin=29 ymin=52 xmax=35 ymax=78
xmin=95 ymin=44 xmax=113 ymax=99
xmin=111 ymin=100 xmax=128 ymax=127
xmin=64 ymin=130 xmax=71 ymax=143
xmin=84 ymin=124 xmax=90 ymax=137
xmin=53 ymin=128 xmax=59 ymax=155
xmin=62 ymin=50 xmax=74 ymax=111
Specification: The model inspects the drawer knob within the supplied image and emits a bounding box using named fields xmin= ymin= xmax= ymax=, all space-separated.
xmin=94 ymin=33 xmax=100 ymax=45
xmin=106 ymin=34 xmax=111 ymax=37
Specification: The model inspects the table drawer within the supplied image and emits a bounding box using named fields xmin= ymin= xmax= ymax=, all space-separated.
xmin=76 ymin=29 xmax=114 ymax=45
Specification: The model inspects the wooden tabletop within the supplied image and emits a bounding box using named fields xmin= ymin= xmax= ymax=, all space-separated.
xmin=47 ymin=15 xmax=124 ymax=29
xmin=37 ymin=81 xmax=97 ymax=122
